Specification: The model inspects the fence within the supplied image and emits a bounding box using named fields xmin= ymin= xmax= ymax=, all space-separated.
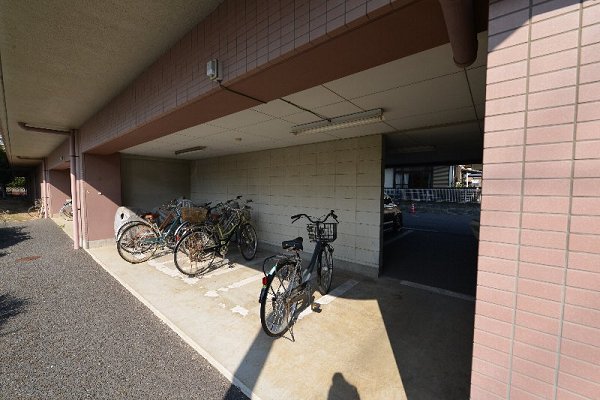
xmin=384 ymin=188 xmax=481 ymax=204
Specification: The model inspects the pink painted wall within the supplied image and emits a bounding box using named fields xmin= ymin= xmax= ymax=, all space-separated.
xmin=46 ymin=139 xmax=70 ymax=170
xmin=47 ymin=170 xmax=70 ymax=216
xmin=81 ymin=153 xmax=121 ymax=242
xmin=472 ymin=1 xmax=600 ymax=399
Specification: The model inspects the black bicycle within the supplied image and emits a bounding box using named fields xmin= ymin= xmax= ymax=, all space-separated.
xmin=259 ymin=210 xmax=337 ymax=337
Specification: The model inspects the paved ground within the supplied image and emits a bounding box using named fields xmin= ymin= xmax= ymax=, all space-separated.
xmin=0 ymin=219 xmax=247 ymax=400
xmin=383 ymin=212 xmax=479 ymax=296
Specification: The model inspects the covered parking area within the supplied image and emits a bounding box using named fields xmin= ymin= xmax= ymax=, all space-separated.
xmin=2 ymin=1 xmax=599 ymax=399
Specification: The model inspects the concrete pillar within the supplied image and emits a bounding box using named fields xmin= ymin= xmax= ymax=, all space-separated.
xmin=473 ymin=1 xmax=600 ymax=399
xmin=81 ymin=153 xmax=121 ymax=247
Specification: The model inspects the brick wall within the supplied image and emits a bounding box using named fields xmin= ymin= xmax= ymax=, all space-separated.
xmin=190 ymin=134 xmax=382 ymax=273
xmin=473 ymin=1 xmax=600 ymax=399
xmin=79 ymin=0 xmax=398 ymax=153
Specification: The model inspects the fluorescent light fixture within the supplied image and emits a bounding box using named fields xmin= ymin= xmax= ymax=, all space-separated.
xmin=174 ymin=145 xmax=207 ymax=156
xmin=291 ymin=108 xmax=383 ymax=135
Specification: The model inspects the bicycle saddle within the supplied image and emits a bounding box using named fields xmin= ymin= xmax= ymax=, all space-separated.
xmin=282 ymin=237 xmax=303 ymax=251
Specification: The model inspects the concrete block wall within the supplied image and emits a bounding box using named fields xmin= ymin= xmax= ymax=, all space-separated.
xmin=473 ymin=1 xmax=600 ymax=399
xmin=120 ymin=155 xmax=191 ymax=211
xmin=191 ymin=134 xmax=383 ymax=274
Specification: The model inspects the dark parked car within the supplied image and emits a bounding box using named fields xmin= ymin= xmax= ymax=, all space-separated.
xmin=383 ymin=194 xmax=403 ymax=231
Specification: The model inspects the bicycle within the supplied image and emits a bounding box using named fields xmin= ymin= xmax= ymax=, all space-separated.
xmin=173 ymin=196 xmax=257 ymax=276
xmin=116 ymin=199 xmax=205 ymax=263
xmin=59 ymin=199 xmax=73 ymax=221
xmin=258 ymin=210 xmax=338 ymax=338
xmin=27 ymin=199 xmax=44 ymax=218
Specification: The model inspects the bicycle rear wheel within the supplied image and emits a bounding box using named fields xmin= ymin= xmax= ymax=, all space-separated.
xmin=117 ymin=222 xmax=159 ymax=263
xmin=238 ymin=223 xmax=257 ymax=260
xmin=317 ymin=246 xmax=333 ymax=295
xmin=260 ymin=262 xmax=301 ymax=337
xmin=174 ymin=228 xmax=216 ymax=276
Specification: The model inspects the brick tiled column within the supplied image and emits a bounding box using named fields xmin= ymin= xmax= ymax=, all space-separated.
xmin=473 ymin=1 xmax=600 ymax=399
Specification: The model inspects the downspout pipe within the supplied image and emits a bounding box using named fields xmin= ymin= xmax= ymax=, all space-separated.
xmin=70 ymin=130 xmax=80 ymax=250
xmin=42 ymin=158 xmax=48 ymax=218
xmin=438 ymin=0 xmax=478 ymax=67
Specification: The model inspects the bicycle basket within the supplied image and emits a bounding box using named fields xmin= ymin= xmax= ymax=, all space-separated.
xmin=181 ymin=207 xmax=208 ymax=224
xmin=306 ymin=222 xmax=337 ymax=242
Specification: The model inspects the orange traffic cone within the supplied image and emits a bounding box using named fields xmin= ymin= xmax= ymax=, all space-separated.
xmin=410 ymin=203 xmax=416 ymax=214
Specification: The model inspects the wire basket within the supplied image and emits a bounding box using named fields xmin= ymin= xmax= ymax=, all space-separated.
xmin=181 ymin=207 xmax=208 ymax=224
xmin=306 ymin=222 xmax=337 ymax=242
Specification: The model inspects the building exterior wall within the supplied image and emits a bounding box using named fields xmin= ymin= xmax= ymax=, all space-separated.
xmin=121 ymin=155 xmax=190 ymax=211
xmin=47 ymin=170 xmax=70 ymax=216
xmin=473 ymin=1 xmax=600 ymax=399
xmin=191 ymin=135 xmax=383 ymax=274
xmin=81 ymin=153 xmax=121 ymax=244
xmin=77 ymin=0 xmax=479 ymax=156
xmin=46 ymin=139 xmax=70 ymax=170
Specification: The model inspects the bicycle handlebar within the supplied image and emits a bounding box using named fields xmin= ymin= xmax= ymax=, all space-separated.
xmin=291 ymin=210 xmax=338 ymax=224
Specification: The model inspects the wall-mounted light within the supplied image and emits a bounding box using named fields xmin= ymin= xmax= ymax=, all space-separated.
xmin=291 ymin=108 xmax=383 ymax=135
xmin=174 ymin=145 xmax=207 ymax=156
xmin=206 ymin=59 xmax=222 ymax=82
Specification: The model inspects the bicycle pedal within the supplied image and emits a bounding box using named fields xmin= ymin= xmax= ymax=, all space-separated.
xmin=311 ymin=303 xmax=322 ymax=313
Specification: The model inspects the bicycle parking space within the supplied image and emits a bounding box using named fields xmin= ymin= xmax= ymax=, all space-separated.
xmin=87 ymin=237 xmax=474 ymax=400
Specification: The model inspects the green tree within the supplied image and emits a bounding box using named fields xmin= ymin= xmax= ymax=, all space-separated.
xmin=7 ymin=176 xmax=25 ymax=188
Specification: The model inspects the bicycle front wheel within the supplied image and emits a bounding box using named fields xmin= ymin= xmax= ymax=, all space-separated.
xmin=27 ymin=205 xmax=41 ymax=218
xmin=260 ymin=262 xmax=300 ymax=337
xmin=238 ymin=223 xmax=257 ymax=260
xmin=116 ymin=223 xmax=158 ymax=263
xmin=317 ymin=246 xmax=333 ymax=295
xmin=59 ymin=205 xmax=73 ymax=221
xmin=174 ymin=228 xmax=216 ymax=276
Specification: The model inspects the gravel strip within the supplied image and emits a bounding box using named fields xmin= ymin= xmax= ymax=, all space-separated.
xmin=0 ymin=219 xmax=247 ymax=399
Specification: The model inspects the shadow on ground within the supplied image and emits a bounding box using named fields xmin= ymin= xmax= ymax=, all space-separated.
xmin=0 ymin=226 xmax=30 ymax=257
xmin=0 ymin=293 xmax=29 ymax=335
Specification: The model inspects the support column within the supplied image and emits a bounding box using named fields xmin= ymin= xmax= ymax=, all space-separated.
xmin=70 ymin=131 xmax=80 ymax=250
xmin=473 ymin=1 xmax=600 ymax=399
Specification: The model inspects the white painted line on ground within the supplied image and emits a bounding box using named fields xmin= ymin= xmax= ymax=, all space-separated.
xmin=204 ymin=274 xmax=263 ymax=297
xmin=203 ymin=264 xmax=240 ymax=279
xmin=85 ymin=250 xmax=264 ymax=400
xmin=147 ymin=259 xmax=200 ymax=285
xmin=398 ymin=280 xmax=475 ymax=301
xmin=383 ymin=230 xmax=413 ymax=247
xmin=227 ymin=274 xmax=263 ymax=289
xmin=298 ymin=279 xmax=359 ymax=320
xmin=231 ymin=305 xmax=249 ymax=317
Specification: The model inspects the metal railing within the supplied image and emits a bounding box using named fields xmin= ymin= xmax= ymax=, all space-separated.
xmin=384 ymin=188 xmax=481 ymax=204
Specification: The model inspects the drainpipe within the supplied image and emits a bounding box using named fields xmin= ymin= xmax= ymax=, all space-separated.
xmin=70 ymin=130 xmax=80 ymax=250
xmin=42 ymin=158 xmax=49 ymax=218
xmin=438 ymin=0 xmax=478 ymax=67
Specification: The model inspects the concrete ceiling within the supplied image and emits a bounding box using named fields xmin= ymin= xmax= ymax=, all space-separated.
xmin=122 ymin=32 xmax=487 ymax=164
xmin=0 ymin=0 xmax=223 ymax=166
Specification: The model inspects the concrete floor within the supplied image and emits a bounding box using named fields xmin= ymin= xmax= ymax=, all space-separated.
xmin=55 ymin=218 xmax=476 ymax=400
